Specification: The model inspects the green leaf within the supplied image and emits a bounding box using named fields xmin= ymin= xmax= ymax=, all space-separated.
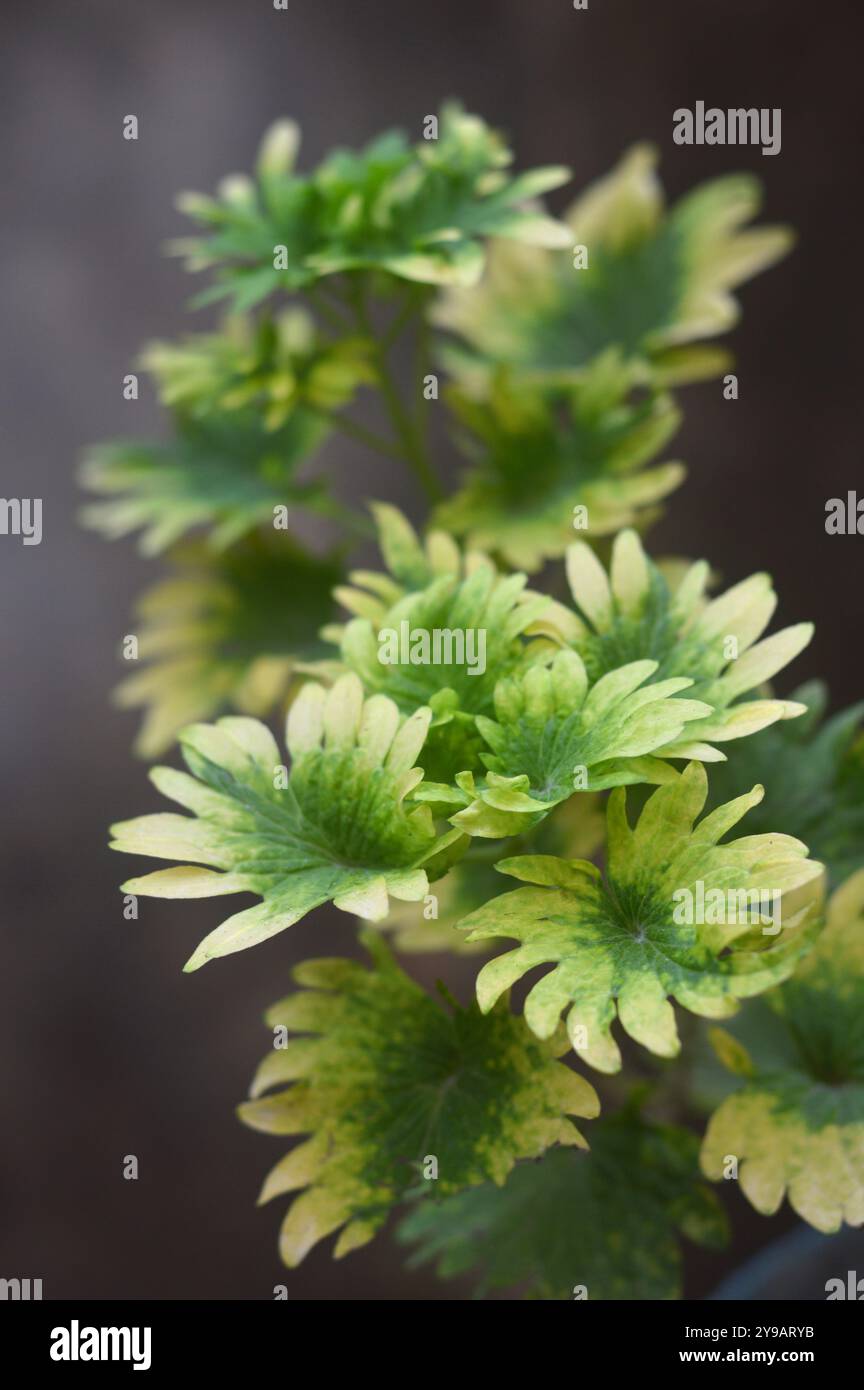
xmin=442 ymin=649 xmax=713 ymax=838
xmin=703 ymin=681 xmax=864 ymax=888
xmin=459 ymin=762 xmax=823 ymax=1071
xmin=399 ymin=1106 xmax=727 ymax=1299
xmin=371 ymin=848 xmax=508 ymax=956
xmin=141 ymin=308 xmax=374 ymax=428
xmin=435 ymin=142 xmax=793 ymax=388
xmin=701 ymin=870 xmax=864 ymax=1232
xmin=110 ymin=675 xmax=466 ymax=970
xmin=340 ymin=560 xmax=546 ymax=717
xmin=337 ymin=549 xmax=550 ymax=784
xmin=80 ymin=407 xmax=328 ymax=554
xmin=173 ymin=105 xmax=572 ymax=309
xmin=325 ymin=501 xmax=475 ymax=640
xmin=237 ymin=933 xmax=599 ymax=1266
xmin=374 ymin=794 xmax=605 ymax=954
xmin=114 ymin=533 xmax=342 ymax=757
xmin=434 ymin=355 xmax=685 ymax=571
xmin=534 ymin=527 xmax=813 ymax=754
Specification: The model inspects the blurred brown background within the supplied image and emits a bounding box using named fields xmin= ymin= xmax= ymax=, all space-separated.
xmin=1 ymin=0 xmax=862 ymax=1299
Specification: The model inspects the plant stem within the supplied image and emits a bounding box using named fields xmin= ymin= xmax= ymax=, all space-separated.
xmin=314 ymin=407 xmax=405 ymax=463
xmin=311 ymin=493 xmax=376 ymax=539
xmin=345 ymin=276 xmax=443 ymax=504
xmin=375 ymin=355 xmax=442 ymax=503
xmin=414 ymin=302 xmax=432 ymax=435
xmin=382 ymin=285 xmax=422 ymax=350
xmin=307 ymin=286 xmax=352 ymax=335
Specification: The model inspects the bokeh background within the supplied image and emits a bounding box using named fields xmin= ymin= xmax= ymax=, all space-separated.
xmin=2 ymin=0 xmax=863 ymax=1300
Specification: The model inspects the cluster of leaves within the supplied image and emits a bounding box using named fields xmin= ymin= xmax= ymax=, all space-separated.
xmin=82 ymin=115 xmax=794 ymax=755
xmin=171 ymin=104 xmax=572 ymax=305
xmin=91 ymin=108 xmax=863 ymax=1299
xmin=111 ymin=676 xmax=465 ymax=971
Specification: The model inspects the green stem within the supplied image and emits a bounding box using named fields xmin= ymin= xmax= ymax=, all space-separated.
xmin=376 ymin=356 xmax=442 ymax=503
xmin=381 ymin=285 xmax=422 ymax=350
xmin=346 ymin=276 xmax=443 ymax=504
xmin=314 ymin=406 xmax=405 ymax=463
xmin=311 ymin=493 xmax=376 ymax=540
xmin=414 ymin=301 xmax=433 ymax=436
xmin=307 ymin=285 xmax=353 ymax=335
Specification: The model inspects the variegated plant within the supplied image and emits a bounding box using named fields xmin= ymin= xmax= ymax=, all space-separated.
xmin=92 ymin=111 xmax=859 ymax=1300
xmin=239 ymin=932 xmax=598 ymax=1265
xmin=701 ymin=871 xmax=864 ymax=1232
xmin=532 ymin=527 xmax=813 ymax=751
xmin=112 ymin=676 xmax=466 ymax=970
xmin=457 ymin=763 xmax=823 ymax=1073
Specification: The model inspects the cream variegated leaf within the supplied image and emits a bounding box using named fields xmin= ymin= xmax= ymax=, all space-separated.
xmin=421 ymin=649 xmax=712 ymax=838
xmin=80 ymin=408 xmax=330 ymax=555
xmin=436 ymin=143 xmax=793 ymax=389
xmin=142 ymin=309 xmax=374 ymax=429
xmin=111 ymin=675 xmax=466 ymax=970
xmin=531 ymin=528 xmax=812 ymax=755
xmin=238 ymin=934 xmax=599 ymax=1265
xmin=701 ymin=870 xmax=864 ymax=1233
xmin=337 ymin=552 xmax=550 ymax=785
xmin=433 ymin=356 xmax=685 ymax=571
xmin=459 ymin=762 xmax=823 ymax=1071
xmin=325 ymin=501 xmax=487 ymax=643
xmin=115 ymin=534 xmax=342 ymax=757
xmin=703 ymin=682 xmax=864 ymax=889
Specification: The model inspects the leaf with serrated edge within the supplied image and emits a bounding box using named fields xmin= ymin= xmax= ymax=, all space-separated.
xmin=111 ymin=675 xmax=465 ymax=969
xmin=459 ymin=762 xmax=823 ymax=1072
xmin=701 ymin=870 xmax=864 ymax=1232
xmin=239 ymin=933 xmax=599 ymax=1266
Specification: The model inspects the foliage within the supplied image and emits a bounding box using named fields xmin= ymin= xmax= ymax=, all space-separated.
xmin=424 ymin=652 xmax=713 ymax=838
xmin=111 ymin=676 xmax=465 ymax=970
xmin=435 ymin=142 xmax=793 ymax=388
xmin=172 ymin=105 xmax=571 ymax=309
xmin=142 ymin=309 xmax=374 ymax=428
xmin=89 ymin=110 xmax=857 ymax=1298
xmin=458 ymin=762 xmax=823 ymax=1072
xmin=701 ymin=872 xmax=864 ymax=1232
xmin=81 ymin=406 xmax=330 ymax=554
xmin=115 ymin=533 xmax=342 ymax=756
xmin=533 ymin=527 xmax=813 ymax=749
xmin=703 ymin=681 xmax=864 ymax=888
xmin=435 ymin=356 xmax=685 ymax=570
xmin=399 ymin=1103 xmax=727 ymax=1299
xmin=238 ymin=933 xmax=598 ymax=1264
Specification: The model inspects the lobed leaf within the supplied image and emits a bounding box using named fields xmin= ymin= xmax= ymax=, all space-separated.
xmin=115 ymin=534 xmax=342 ymax=757
xmin=174 ymin=104 xmax=572 ymax=308
xmin=239 ymin=933 xmax=599 ymax=1265
xmin=111 ymin=675 xmax=465 ymax=969
xmin=445 ymin=649 xmax=712 ymax=838
xmin=532 ymin=527 xmax=813 ymax=755
xmin=701 ymin=870 xmax=864 ymax=1232
xmin=434 ymin=354 xmax=685 ymax=571
xmin=703 ymin=681 xmax=864 ymax=888
xmin=435 ymin=142 xmax=793 ymax=389
xmin=459 ymin=762 xmax=824 ymax=1071
xmin=399 ymin=1105 xmax=727 ymax=1299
